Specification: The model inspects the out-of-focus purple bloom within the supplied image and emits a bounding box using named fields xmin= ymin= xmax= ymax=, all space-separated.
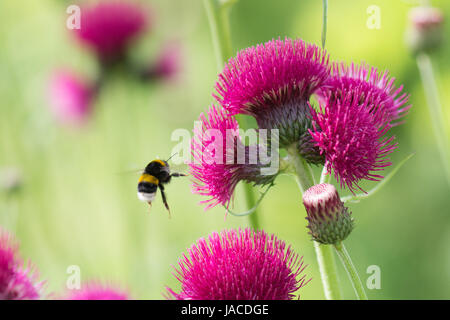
xmin=166 ymin=228 xmax=309 ymax=300
xmin=48 ymin=70 xmax=95 ymax=125
xmin=144 ymin=42 xmax=182 ymax=81
xmin=409 ymin=6 xmax=444 ymax=30
xmin=74 ymin=0 xmax=148 ymax=63
xmin=406 ymin=6 xmax=444 ymax=53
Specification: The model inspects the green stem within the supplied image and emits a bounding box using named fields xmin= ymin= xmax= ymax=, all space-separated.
xmin=243 ymin=183 xmax=259 ymax=230
xmin=287 ymin=145 xmax=342 ymax=300
xmin=341 ymin=153 xmax=415 ymax=203
xmin=334 ymin=242 xmax=368 ymax=300
xmin=319 ymin=166 xmax=330 ymax=184
xmin=203 ymin=0 xmax=260 ymax=230
xmin=321 ymin=0 xmax=328 ymax=49
xmin=313 ymin=242 xmax=342 ymax=300
xmin=287 ymin=145 xmax=315 ymax=193
xmin=203 ymin=0 xmax=234 ymax=70
xmin=416 ymin=53 xmax=450 ymax=187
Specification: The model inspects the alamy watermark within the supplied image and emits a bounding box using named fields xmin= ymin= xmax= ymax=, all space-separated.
xmin=366 ymin=265 xmax=381 ymax=290
xmin=66 ymin=265 xmax=81 ymax=290
xmin=367 ymin=5 xmax=381 ymax=30
xmin=169 ymin=124 xmax=280 ymax=176
xmin=66 ymin=5 xmax=81 ymax=30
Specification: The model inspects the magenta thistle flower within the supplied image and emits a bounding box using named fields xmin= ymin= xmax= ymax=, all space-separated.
xmin=74 ymin=0 xmax=148 ymax=63
xmin=0 ymin=228 xmax=43 ymax=300
xmin=166 ymin=228 xmax=309 ymax=300
xmin=190 ymin=105 xmax=276 ymax=210
xmin=317 ymin=62 xmax=410 ymax=126
xmin=215 ymin=37 xmax=329 ymax=117
xmin=49 ymin=70 xmax=95 ymax=126
xmin=214 ymin=37 xmax=329 ymax=155
xmin=66 ymin=282 xmax=129 ymax=300
xmin=310 ymin=93 xmax=397 ymax=192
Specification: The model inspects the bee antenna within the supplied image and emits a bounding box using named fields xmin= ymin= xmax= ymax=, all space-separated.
xmin=166 ymin=152 xmax=178 ymax=162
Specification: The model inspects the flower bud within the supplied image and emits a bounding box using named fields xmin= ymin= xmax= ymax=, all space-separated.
xmin=405 ymin=6 xmax=444 ymax=54
xmin=302 ymin=183 xmax=353 ymax=244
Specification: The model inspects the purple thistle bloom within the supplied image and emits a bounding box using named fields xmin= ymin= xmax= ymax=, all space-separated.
xmin=74 ymin=0 xmax=148 ymax=63
xmin=215 ymin=37 xmax=329 ymax=117
xmin=166 ymin=228 xmax=309 ymax=300
xmin=0 ymin=229 xmax=43 ymax=300
xmin=190 ymin=105 xmax=276 ymax=210
xmin=214 ymin=38 xmax=329 ymax=152
xmin=48 ymin=70 xmax=95 ymax=126
xmin=310 ymin=93 xmax=397 ymax=192
xmin=66 ymin=283 xmax=129 ymax=300
xmin=317 ymin=62 xmax=410 ymax=126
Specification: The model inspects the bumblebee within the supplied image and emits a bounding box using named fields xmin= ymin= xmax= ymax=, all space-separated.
xmin=137 ymin=159 xmax=185 ymax=216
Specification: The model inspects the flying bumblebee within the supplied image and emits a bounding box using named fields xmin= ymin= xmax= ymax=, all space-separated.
xmin=137 ymin=158 xmax=186 ymax=216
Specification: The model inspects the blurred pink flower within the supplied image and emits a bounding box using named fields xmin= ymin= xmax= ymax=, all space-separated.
xmin=145 ymin=42 xmax=182 ymax=81
xmin=65 ymin=282 xmax=129 ymax=300
xmin=48 ymin=70 xmax=94 ymax=125
xmin=0 ymin=228 xmax=43 ymax=300
xmin=74 ymin=0 xmax=149 ymax=63
xmin=409 ymin=6 xmax=444 ymax=30
xmin=406 ymin=6 xmax=444 ymax=53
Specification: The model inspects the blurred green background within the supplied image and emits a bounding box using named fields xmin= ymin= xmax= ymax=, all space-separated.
xmin=0 ymin=0 xmax=449 ymax=299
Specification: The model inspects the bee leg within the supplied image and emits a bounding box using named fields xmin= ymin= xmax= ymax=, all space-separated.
xmin=159 ymin=185 xmax=171 ymax=218
xmin=147 ymin=201 xmax=152 ymax=214
xmin=170 ymin=173 xmax=187 ymax=178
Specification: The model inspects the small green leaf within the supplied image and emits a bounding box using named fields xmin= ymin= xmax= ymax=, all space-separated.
xmin=341 ymin=153 xmax=415 ymax=203
xmin=226 ymin=182 xmax=274 ymax=217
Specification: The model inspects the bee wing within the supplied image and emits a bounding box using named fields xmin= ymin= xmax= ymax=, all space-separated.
xmin=116 ymin=168 xmax=144 ymax=176
xmin=169 ymin=163 xmax=189 ymax=175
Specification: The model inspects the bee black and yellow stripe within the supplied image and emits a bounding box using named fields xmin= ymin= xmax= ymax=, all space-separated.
xmin=138 ymin=173 xmax=159 ymax=185
xmin=137 ymin=174 xmax=159 ymax=202
xmin=150 ymin=159 xmax=166 ymax=167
